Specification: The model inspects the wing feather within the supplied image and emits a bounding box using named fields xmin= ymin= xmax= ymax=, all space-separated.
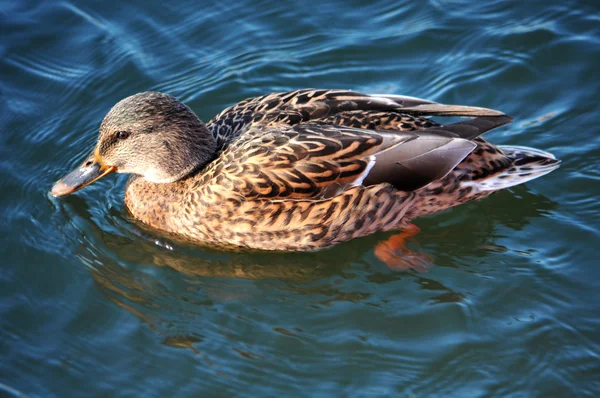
xmin=201 ymin=123 xmax=414 ymax=200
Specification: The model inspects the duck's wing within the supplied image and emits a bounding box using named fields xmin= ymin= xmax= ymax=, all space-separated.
xmin=208 ymin=89 xmax=507 ymax=147
xmin=206 ymin=116 xmax=511 ymax=200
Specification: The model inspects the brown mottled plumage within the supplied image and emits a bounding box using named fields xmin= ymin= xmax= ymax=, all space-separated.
xmin=52 ymin=89 xmax=560 ymax=251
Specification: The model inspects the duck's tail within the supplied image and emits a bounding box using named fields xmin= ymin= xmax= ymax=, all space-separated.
xmin=406 ymin=142 xmax=560 ymax=220
xmin=468 ymin=145 xmax=560 ymax=192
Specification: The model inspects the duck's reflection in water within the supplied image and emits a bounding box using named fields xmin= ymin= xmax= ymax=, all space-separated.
xmin=73 ymin=223 xmax=391 ymax=361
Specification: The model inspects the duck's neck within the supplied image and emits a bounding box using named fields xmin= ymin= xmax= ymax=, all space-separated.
xmin=124 ymin=171 xmax=216 ymax=241
xmin=155 ymin=122 xmax=218 ymax=183
xmin=124 ymin=176 xmax=183 ymax=233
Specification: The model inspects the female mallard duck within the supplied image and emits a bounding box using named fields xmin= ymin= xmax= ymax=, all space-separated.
xmin=52 ymin=89 xmax=559 ymax=251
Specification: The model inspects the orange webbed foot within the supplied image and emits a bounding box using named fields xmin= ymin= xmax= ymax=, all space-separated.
xmin=374 ymin=223 xmax=432 ymax=272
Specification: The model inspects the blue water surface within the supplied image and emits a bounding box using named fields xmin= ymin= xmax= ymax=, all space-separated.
xmin=1 ymin=0 xmax=599 ymax=396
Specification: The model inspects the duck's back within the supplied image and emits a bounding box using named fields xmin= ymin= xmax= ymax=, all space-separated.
xmin=206 ymin=89 xmax=504 ymax=149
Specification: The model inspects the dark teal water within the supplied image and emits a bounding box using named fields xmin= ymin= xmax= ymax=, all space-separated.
xmin=1 ymin=0 xmax=599 ymax=396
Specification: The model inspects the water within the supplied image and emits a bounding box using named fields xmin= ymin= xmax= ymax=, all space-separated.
xmin=1 ymin=0 xmax=599 ymax=396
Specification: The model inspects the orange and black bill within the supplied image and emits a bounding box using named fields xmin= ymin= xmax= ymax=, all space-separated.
xmin=51 ymin=151 xmax=116 ymax=197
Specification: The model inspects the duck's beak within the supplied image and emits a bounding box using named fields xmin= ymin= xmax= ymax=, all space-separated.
xmin=51 ymin=149 xmax=116 ymax=197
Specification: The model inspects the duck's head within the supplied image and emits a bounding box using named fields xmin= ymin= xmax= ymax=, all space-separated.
xmin=51 ymin=92 xmax=216 ymax=197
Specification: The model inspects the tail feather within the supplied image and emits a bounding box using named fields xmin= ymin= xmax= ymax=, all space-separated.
xmin=468 ymin=145 xmax=560 ymax=191
xmin=498 ymin=145 xmax=556 ymax=160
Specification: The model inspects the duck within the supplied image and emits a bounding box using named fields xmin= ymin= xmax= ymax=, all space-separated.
xmin=51 ymin=89 xmax=560 ymax=251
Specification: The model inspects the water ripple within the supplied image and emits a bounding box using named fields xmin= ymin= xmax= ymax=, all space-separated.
xmin=1 ymin=0 xmax=599 ymax=396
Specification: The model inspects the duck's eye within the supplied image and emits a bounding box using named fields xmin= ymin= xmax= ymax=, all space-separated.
xmin=116 ymin=131 xmax=130 ymax=140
